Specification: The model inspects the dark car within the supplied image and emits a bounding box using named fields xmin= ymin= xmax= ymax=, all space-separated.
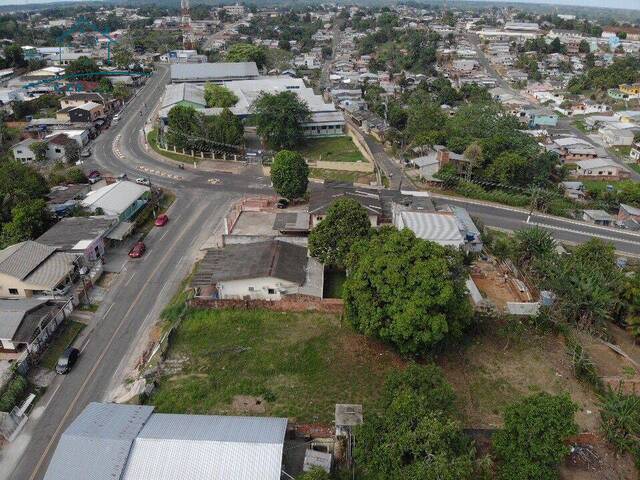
xmin=128 ymin=241 xmax=146 ymax=258
xmin=87 ymin=170 xmax=100 ymax=179
xmin=276 ymin=199 xmax=289 ymax=209
xmin=56 ymin=347 xmax=79 ymax=374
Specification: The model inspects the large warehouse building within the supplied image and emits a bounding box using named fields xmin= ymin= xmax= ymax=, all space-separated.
xmin=160 ymin=65 xmax=346 ymax=138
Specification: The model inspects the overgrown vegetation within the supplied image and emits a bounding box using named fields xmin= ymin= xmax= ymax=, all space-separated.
xmin=0 ymin=373 xmax=28 ymax=412
xmin=165 ymin=104 xmax=244 ymax=150
xmin=600 ymin=387 xmax=640 ymax=467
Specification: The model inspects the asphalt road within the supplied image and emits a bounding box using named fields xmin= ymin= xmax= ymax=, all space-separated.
xmin=1 ymin=65 xmax=244 ymax=480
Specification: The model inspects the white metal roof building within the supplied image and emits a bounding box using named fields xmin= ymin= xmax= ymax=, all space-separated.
xmin=44 ymin=402 xmax=288 ymax=480
xmin=394 ymin=211 xmax=465 ymax=248
xmin=81 ymin=181 xmax=151 ymax=221
xmin=170 ymin=62 xmax=260 ymax=83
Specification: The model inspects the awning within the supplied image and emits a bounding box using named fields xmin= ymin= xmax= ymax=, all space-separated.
xmin=105 ymin=221 xmax=134 ymax=241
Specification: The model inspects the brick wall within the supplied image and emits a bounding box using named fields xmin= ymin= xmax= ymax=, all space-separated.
xmin=189 ymin=295 xmax=344 ymax=313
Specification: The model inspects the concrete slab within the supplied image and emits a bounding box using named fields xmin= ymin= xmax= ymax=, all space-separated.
xmin=231 ymin=211 xmax=278 ymax=236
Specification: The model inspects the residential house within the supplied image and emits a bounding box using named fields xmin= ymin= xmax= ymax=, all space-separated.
xmin=45 ymin=129 xmax=90 ymax=146
xmin=619 ymin=83 xmax=640 ymax=97
xmin=0 ymin=241 xmax=80 ymax=298
xmin=552 ymin=137 xmax=597 ymax=162
xmin=582 ymin=209 xmax=615 ymax=226
xmin=192 ymin=240 xmax=323 ymax=300
xmin=46 ymin=184 xmax=90 ymax=216
xmin=11 ymin=138 xmax=39 ymax=163
xmin=434 ymin=145 xmax=470 ymax=173
xmin=81 ymin=181 xmax=151 ymax=224
xmin=67 ymin=101 xmax=105 ymax=123
xmin=45 ymin=133 xmax=75 ymax=161
xmin=60 ymin=92 xmax=120 ymax=115
xmin=309 ymin=183 xmax=383 ymax=227
xmin=43 ymin=402 xmax=288 ymax=480
xmin=618 ymin=203 xmax=640 ymax=227
xmin=574 ymin=158 xmax=631 ymax=180
xmin=601 ymin=127 xmax=635 ymax=147
xmin=528 ymin=112 xmax=558 ymax=128
xmin=37 ymin=216 xmax=118 ymax=262
xmin=0 ymin=298 xmax=72 ymax=354
xmin=559 ymin=181 xmax=586 ymax=201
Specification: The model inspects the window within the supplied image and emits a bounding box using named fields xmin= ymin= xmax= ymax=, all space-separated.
xmin=267 ymin=288 xmax=276 ymax=295
xmin=9 ymin=288 xmax=18 ymax=295
xmin=55 ymin=148 xmax=61 ymax=153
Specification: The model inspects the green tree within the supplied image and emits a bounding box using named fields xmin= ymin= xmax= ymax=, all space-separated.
xmin=308 ymin=197 xmax=371 ymax=269
xmin=226 ymin=43 xmax=267 ymax=69
xmin=167 ymin=104 xmax=201 ymax=149
xmin=1 ymin=199 xmax=52 ymax=247
xmin=204 ymin=83 xmax=238 ymax=108
xmin=203 ymin=108 xmax=244 ymax=146
xmin=578 ymin=39 xmax=590 ymax=54
xmin=599 ymin=387 xmax=640 ymax=465
xmin=343 ymin=227 xmax=473 ymax=354
xmin=64 ymin=141 xmax=81 ymax=164
xmin=65 ymin=56 xmax=100 ymax=78
xmin=514 ymin=227 xmax=556 ymax=269
xmin=296 ymin=468 xmax=330 ymax=480
xmin=494 ymin=393 xmax=578 ymax=480
xmin=270 ymin=150 xmax=308 ymax=200
xmin=111 ymin=45 xmax=133 ymax=69
xmin=355 ymin=364 xmax=475 ymax=480
xmin=486 ymin=151 xmax=531 ymax=187
xmin=112 ymin=83 xmax=131 ymax=101
xmin=252 ymin=91 xmax=310 ymax=149
xmin=97 ymin=77 xmax=113 ymax=93
xmin=2 ymin=44 xmax=25 ymax=68
xmin=30 ymin=141 xmax=48 ymax=162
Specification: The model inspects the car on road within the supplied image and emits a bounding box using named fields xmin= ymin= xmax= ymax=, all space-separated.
xmin=117 ymin=173 xmax=128 ymax=180
xmin=128 ymin=241 xmax=146 ymax=258
xmin=81 ymin=148 xmax=91 ymax=158
xmin=136 ymin=177 xmax=150 ymax=186
xmin=56 ymin=347 xmax=79 ymax=374
xmin=276 ymin=199 xmax=289 ymax=209
xmin=155 ymin=214 xmax=168 ymax=227
xmin=87 ymin=170 xmax=101 ymax=184
xmin=112 ymin=114 xmax=120 ymax=125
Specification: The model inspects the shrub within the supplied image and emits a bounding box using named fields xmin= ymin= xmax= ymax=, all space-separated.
xmin=0 ymin=374 xmax=28 ymax=412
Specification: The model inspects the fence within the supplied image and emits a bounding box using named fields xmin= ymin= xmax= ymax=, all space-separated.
xmin=159 ymin=143 xmax=246 ymax=162
xmin=26 ymin=298 xmax=74 ymax=356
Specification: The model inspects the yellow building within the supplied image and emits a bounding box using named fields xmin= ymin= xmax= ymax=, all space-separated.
xmin=619 ymin=83 xmax=640 ymax=96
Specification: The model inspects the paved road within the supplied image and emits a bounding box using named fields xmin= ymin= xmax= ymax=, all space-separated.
xmin=2 ymin=65 xmax=245 ymax=480
xmin=427 ymin=193 xmax=640 ymax=256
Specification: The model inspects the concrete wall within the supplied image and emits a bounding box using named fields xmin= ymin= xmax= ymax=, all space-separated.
xmin=218 ymin=276 xmax=298 ymax=300
xmin=310 ymin=160 xmax=374 ymax=173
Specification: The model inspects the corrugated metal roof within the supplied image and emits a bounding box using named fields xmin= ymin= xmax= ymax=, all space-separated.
xmin=0 ymin=241 xmax=57 ymax=281
xmin=170 ymin=62 xmax=259 ymax=82
xmin=192 ymin=240 xmax=308 ymax=287
xmin=43 ymin=403 xmax=154 ymax=480
xmin=122 ymin=414 xmax=287 ymax=480
xmin=25 ymin=252 xmax=79 ymax=290
xmin=81 ymin=181 xmax=150 ymax=216
xmin=395 ymin=211 xmax=465 ymax=247
xmin=0 ymin=298 xmax=48 ymax=340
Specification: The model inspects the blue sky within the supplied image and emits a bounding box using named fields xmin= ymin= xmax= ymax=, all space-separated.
xmin=463 ymin=0 xmax=639 ymax=10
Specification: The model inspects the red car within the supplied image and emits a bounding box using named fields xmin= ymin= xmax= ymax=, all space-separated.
xmin=155 ymin=214 xmax=169 ymax=227
xmin=128 ymin=241 xmax=146 ymax=258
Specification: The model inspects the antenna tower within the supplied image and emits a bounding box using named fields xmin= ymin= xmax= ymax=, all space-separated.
xmin=181 ymin=0 xmax=196 ymax=50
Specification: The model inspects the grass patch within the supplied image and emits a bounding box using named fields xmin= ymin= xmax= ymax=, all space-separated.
xmin=147 ymin=129 xmax=201 ymax=165
xmin=612 ymin=145 xmax=632 ymax=158
xmin=298 ymin=136 xmax=366 ymax=163
xmin=309 ymin=168 xmax=376 ymax=185
xmin=149 ymin=309 xmax=402 ymax=423
xmin=39 ymin=320 xmax=85 ymax=370
xmin=630 ymin=163 xmax=640 ymax=175
xmin=323 ymin=270 xmax=346 ymax=299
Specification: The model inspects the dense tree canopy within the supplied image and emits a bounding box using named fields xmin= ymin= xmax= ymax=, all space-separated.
xmin=204 ymin=83 xmax=238 ymax=108
xmin=252 ymin=91 xmax=310 ymax=150
xmin=1 ymin=199 xmax=52 ymax=248
xmin=308 ymin=197 xmax=371 ymax=269
xmin=225 ymin=43 xmax=267 ymax=69
xmin=166 ymin=105 xmax=244 ymax=150
xmin=494 ymin=393 xmax=578 ymax=480
xmin=568 ymin=57 xmax=640 ymax=93
xmin=343 ymin=227 xmax=473 ymax=354
xmin=65 ymin=56 xmax=101 ymax=78
xmin=355 ymin=364 xmax=475 ymax=480
xmin=270 ymin=150 xmax=309 ymax=200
